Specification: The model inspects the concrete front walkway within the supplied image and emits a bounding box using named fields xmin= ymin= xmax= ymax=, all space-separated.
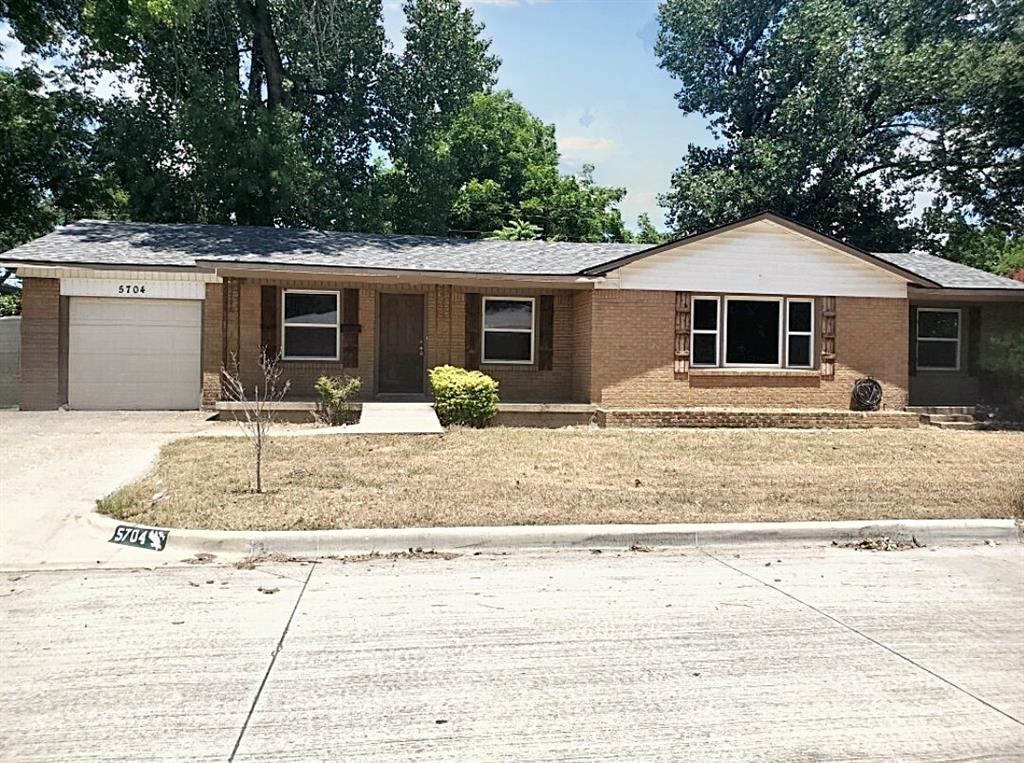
xmin=347 ymin=401 xmax=443 ymax=434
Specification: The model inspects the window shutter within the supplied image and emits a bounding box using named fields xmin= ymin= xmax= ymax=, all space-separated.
xmin=260 ymin=285 xmax=279 ymax=358
xmin=908 ymin=306 xmax=917 ymax=377
xmin=820 ymin=296 xmax=836 ymax=380
xmin=342 ymin=288 xmax=360 ymax=368
xmin=538 ymin=295 xmax=554 ymax=370
xmin=967 ymin=306 xmax=981 ymax=376
xmin=465 ymin=293 xmax=481 ymax=370
xmin=674 ymin=292 xmax=690 ymax=378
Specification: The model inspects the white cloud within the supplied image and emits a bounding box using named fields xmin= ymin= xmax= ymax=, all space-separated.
xmin=558 ymin=136 xmax=615 ymax=153
xmin=463 ymin=0 xmax=551 ymax=6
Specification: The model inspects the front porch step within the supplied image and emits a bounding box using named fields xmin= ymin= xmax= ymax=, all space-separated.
xmin=930 ymin=420 xmax=986 ymax=430
xmin=919 ymin=413 xmax=977 ymax=425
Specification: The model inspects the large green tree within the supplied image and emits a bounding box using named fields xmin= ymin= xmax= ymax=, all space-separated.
xmin=0 ymin=67 xmax=123 ymax=251
xmin=83 ymin=0 xmax=390 ymax=229
xmin=656 ymin=0 xmax=1024 ymax=254
xmin=443 ymin=91 xmax=630 ymax=241
xmin=1 ymin=0 xmax=634 ymax=244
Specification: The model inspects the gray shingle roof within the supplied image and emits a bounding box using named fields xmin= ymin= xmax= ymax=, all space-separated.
xmin=4 ymin=219 xmax=1021 ymax=291
xmin=1 ymin=220 xmax=646 ymax=276
xmin=871 ymin=250 xmax=1024 ymax=290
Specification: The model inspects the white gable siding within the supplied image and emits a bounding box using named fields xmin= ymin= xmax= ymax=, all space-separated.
xmin=604 ymin=220 xmax=908 ymax=298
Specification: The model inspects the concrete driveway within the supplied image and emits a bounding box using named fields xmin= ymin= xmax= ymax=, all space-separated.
xmin=0 ymin=410 xmax=211 ymax=568
xmin=0 ymin=544 xmax=1021 ymax=760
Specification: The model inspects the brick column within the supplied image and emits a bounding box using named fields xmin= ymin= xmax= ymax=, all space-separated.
xmin=19 ymin=278 xmax=63 ymax=410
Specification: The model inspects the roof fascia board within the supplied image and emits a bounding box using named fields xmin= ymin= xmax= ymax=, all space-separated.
xmin=908 ymin=285 xmax=1024 ymax=302
xmin=209 ymin=261 xmax=599 ymax=288
xmin=2 ymin=258 xmax=210 ymax=272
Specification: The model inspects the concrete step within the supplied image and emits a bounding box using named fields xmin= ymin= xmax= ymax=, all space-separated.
xmin=931 ymin=420 xmax=985 ymax=430
xmin=920 ymin=413 xmax=977 ymax=424
xmin=906 ymin=406 xmax=977 ymax=415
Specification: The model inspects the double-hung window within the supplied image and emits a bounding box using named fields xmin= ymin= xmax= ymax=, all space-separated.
xmin=916 ymin=308 xmax=960 ymax=371
xmin=482 ymin=297 xmax=534 ymax=364
xmin=691 ymin=297 xmax=720 ymax=367
xmin=690 ymin=295 xmax=815 ymax=370
xmin=282 ymin=290 xmax=340 ymax=360
xmin=785 ymin=299 xmax=814 ymax=368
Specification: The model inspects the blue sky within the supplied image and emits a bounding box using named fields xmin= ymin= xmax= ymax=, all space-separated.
xmin=2 ymin=1 xmax=713 ymax=230
xmin=385 ymin=0 xmax=715 ymax=229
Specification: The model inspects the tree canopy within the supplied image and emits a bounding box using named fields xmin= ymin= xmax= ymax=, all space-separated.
xmin=0 ymin=0 xmax=634 ymax=250
xmin=656 ymin=0 xmax=1024 ymax=257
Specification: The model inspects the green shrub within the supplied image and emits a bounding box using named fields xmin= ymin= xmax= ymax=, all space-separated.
xmin=429 ymin=365 xmax=499 ymax=427
xmin=0 ymin=293 xmax=21 ymax=317
xmin=314 ymin=375 xmax=362 ymax=425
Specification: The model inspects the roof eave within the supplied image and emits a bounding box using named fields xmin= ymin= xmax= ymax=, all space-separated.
xmin=908 ymin=284 xmax=1024 ymax=301
xmin=205 ymin=259 xmax=602 ymax=284
xmin=1 ymin=258 xmax=210 ymax=272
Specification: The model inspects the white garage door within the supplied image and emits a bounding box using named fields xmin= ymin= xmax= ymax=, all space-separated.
xmin=69 ymin=298 xmax=201 ymax=410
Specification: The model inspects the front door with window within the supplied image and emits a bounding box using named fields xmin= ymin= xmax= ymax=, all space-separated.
xmin=378 ymin=293 xmax=425 ymax=394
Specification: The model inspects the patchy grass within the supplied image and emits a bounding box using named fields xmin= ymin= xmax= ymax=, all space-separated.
xmin=97 ymin=427 xmax=1024 ymax=530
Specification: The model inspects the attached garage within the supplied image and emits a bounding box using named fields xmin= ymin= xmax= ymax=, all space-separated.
xmin=68 ymin=297 xmax=201 ymax=410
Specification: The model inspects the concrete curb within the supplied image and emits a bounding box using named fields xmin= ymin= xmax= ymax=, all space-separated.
xmin=84 ymin=512 xmax=1022 ymax=558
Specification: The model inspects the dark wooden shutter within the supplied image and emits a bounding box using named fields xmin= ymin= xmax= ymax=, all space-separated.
xmin=260 ymin=285 xmax=279 ymax=358
xmin=908 ymin=305 xmax=917 ymax=377
xmin=967 ymin=306 xmax=981 ymax=376
xmin=538 ymin=295 xmax=554 ymax=370
xmin=465 ymin=292 xmax=482 ymax=370
xmin=342 ymin=288 xmax=360 ymax=368
xmin=821 ymin=296 xmax=836 ymax=380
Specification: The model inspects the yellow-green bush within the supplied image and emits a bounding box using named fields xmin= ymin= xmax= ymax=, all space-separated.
xmin=314 ymin=375 xmax=362 ymax=425
xmin=429 ymin=365 xmax=499 ymax=427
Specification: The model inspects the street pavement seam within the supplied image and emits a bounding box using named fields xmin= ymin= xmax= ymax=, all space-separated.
xmin=228 ymin=560 xmax=319 ymax=761
xmin=701 ymin=549 xmax=1024 ymax=729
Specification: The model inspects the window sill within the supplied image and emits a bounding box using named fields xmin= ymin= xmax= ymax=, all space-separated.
xmin=689 ymin=368 xmax=819 ymax=378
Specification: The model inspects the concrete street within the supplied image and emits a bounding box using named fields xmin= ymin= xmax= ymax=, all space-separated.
xmin=1 ymin=544 xmax=1021 ymax=761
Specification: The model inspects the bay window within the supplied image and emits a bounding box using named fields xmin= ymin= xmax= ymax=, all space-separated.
xmin=690 ymin=295 xmax=815 ymax=370
xmin=916 ymin=308 xmax=960 ymax=371
xmin=282 ymin=290 xmax=340 ymax=360
xmin=482 ymin=297 xmax=535 ymax=364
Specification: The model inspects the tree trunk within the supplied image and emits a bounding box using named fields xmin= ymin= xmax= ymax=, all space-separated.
xmin=240 ymin=0 xmax=286 ymax=108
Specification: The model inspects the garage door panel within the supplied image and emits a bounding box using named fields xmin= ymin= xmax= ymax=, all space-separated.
xmin=69 ymin=298 xmax=201 ymax=410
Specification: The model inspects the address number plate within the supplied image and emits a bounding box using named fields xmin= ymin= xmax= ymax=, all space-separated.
xmin=110 ymin=525 xmax=169 ymax=551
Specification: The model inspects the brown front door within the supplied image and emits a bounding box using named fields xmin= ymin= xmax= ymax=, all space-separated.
xmin=378 ymin=293 xmax=425 ymax=394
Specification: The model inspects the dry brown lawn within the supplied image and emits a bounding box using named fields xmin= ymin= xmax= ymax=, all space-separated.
xmin=97 ymin=427 xmax=1024 ymax=530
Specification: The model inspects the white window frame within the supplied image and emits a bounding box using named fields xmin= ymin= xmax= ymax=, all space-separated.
xmin=690 ymin=296 xmax=721 ymax=368
xmin=785 ymin=298 xmax=815 ymax=369
xmin=916 ymin=307 xmax=961 ymax=372
xmin=723 ymin=296 xmax=785 ymax=368
xmin=281 ymin=289 xmax=341 ymax=361
xmin=482 ymin=296 xmax=535 ymax=365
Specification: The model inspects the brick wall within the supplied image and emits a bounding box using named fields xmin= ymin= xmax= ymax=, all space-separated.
xmin=200 ymin=282 xmax=223 ymax=405
xmin=571 ymin=290 xmax=592 ymax=403
xmin=19 ymin=277 xmax=64 ymax=410
xmin=222 ymin=277 xmax=378 ymax=399
xmin=583 ymin=290 xmax=909 ymax=410
xmin=448 ymin=286 xmax=579 ymax=403
xmin=214 ymin=280 xmax=584 ymax=403
xmin=597 ymin=408 xmax=918 ymax=429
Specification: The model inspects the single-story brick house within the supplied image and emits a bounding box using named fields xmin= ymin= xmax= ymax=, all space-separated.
xmin=2 ymin=212 xmax=1022 ymax=421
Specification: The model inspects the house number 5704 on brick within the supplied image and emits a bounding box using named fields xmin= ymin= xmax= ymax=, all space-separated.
xmin=117 ymin=284 xmax=146 ymax=294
